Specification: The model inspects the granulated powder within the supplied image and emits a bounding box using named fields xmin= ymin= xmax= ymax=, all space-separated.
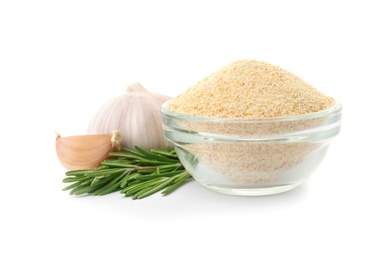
xmin=168 ymin=59 xmax=334 ymax=118
xmin=184 ymin=142 xmax=322 ymax=184
xmin=167 ymin=60 xmax=334 ymax=184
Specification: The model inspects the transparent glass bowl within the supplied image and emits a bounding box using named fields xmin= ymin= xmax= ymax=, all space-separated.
xmin=161 ymin=101 xmax=342 ymax=196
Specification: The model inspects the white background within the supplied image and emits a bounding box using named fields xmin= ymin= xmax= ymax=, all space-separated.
xmin=1 ymin=0 xmax=391 ymax=259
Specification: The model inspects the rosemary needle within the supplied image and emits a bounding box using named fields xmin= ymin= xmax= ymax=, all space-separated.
xmin=62 ymin=146 xmax=192 ymax=199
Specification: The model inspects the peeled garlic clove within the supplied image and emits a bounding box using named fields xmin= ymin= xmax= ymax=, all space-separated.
xmin=87 ymin=82 xmax=172 ymax=150
xmin=56 ymin=130 xmax=122 ymax=170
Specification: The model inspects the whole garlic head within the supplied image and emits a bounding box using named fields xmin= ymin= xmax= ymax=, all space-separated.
xmin=87 ymin=83 xmax=172 ymax=150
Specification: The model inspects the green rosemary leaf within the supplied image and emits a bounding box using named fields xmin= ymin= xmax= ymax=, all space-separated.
xmin=121 ymin=177 xmax=166 ymax=196
xmin=120 ymin=147 xmax=141 ymax=154
xmin=65 ymin=169 xmax=90 ymax=177
xmin=157 ymin=163 xmax=183 ymax=172
xmin=137 ymin=169 xmax=157 ymax=174
xmin=125 ymin=172 xmax=142 ymax=182
xmin=84 ymin=168 xmax=125 ymax=177
xmin=135 ymin=170 xmax=187 ymax=180
xmin=119 ymin=171 xmax=131 ymax=188
xmin=150 ymin=149 xmax=179 ymax=159
xmin=131 ymin=180 xmax=168 ymax=200
xmin=70 ymin=184 xmax=97 ymax=195
xmin=103 ymin=157 xmax=158 ymax=170
xmin=93 ymin=172 xmax=128 ymax=196
xmin=117 ymin=148 xmax=147 ymax=159
xmin=109 ymin=152 xmax=144 ymax=161
xmin=162 ymin=172 xmax=191 ymax=196
xmin=101 ymin=161 xmax=139 ymax=168
xmin=134 ymin=159 xmax=174 ymax=165
xmin=135 ymin=176 xmax=177 ymax=199
xmin=65 ymin=166 xmax=110 ymax=176
xmin=175 ymin=172 xmax=191 ymax=183
xmin=62 ymin=180 xmax=85 ymax=191
xmin=80 ymin=178 xmax=93 ymax=186
xmin=90 ymin=174 xmax=119 ymax=187
xmin=62 ymin=176 xmax=91 ymax=183
xmin=134 ymin=146 xmax=179 ymax=163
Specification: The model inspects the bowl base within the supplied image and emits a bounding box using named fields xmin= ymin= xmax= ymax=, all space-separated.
xmin=201 ymin=182 xmax=303 ymax=196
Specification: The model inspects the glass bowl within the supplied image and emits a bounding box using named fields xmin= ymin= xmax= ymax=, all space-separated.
xmin=161 ymin=101 xmax=342 ymax=196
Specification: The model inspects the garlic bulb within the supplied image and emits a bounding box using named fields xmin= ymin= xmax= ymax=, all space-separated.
xmin=56 ymin=130 xmax=122 ymax=170
xmin=87 ymin=82 xmax=172 ymax=150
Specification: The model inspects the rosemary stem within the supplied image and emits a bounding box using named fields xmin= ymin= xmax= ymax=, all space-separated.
xmin=61 ymin=147 xmax=192 ymax=199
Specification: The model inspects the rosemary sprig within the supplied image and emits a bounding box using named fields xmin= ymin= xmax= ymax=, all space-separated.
xmin=62 ymin=146 xmax=192 ymax=199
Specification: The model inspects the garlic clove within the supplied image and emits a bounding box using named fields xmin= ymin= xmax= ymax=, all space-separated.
xmin=56 ymin=130 xmax=122 ymax=170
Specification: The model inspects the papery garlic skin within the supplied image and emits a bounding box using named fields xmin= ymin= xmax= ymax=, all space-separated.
xmin=87 ymin=83 xmax=172 ymax=150
xmin=56 ymin=130 xmax=122 ymax=170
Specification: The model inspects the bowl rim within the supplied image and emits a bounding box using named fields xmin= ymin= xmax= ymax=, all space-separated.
xmin=161 ymin=100 xmax=342 ymax=123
